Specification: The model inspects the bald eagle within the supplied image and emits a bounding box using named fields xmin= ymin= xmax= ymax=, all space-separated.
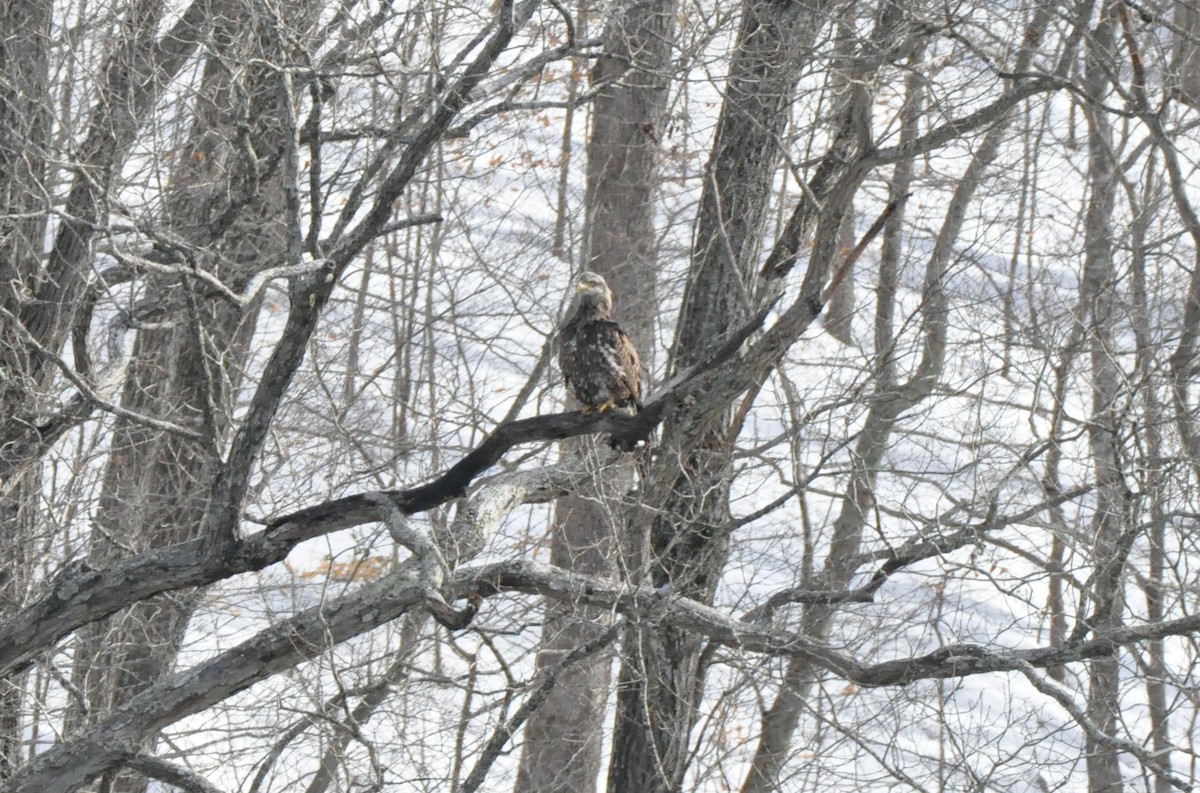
xmin=559 ymin=272 xmax=642 ymax=414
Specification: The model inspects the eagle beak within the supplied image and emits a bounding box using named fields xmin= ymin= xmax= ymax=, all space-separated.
xmin=575 ymin=283 xmax=587 ymax=293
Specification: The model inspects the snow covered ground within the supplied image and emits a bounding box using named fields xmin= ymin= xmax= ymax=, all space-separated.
xmin=24 ymin=2 xmax=1200 ymax=791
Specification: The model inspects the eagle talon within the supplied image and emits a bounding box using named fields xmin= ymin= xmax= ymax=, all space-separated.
xmin=580 ymin=405 xmax=593 ymax=416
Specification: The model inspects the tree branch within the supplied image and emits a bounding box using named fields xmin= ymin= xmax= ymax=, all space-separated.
xmin=14 ymin=557 xmax=1200 ymax=792
xmin=122 ymin=754 xmax=229 ymax=793
xmin=458 ymin=624 xmax=619 ymax=793
xmin=1014 ymin=662 xmax=1192 ymax=792
xmin=0 ymin=299 xmax=774 ymax=677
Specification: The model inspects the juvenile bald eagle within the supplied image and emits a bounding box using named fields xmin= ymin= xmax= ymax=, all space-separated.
xmin=559 ymin=272 xmax=642 ymax=414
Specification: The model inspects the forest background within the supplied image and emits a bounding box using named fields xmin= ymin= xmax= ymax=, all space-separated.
xmin=4 ymin=0 xmax=1200 ymax=791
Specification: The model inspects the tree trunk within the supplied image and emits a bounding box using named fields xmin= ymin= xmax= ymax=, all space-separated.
xmin=0 ymin=0 xmax=52 ymax=775
xmin=821 ymin=11 xmax=862 ymax=346
xmin=0 ymin=471 xmax=38 ymax=777
xmin=1080 ymin=6 xmax=1126 ymax=791
xmin=1173 ymin=0 xmax=1200 ymax=108
xmin=0 ymin=0 xmax=218 ymax=486
xmin=1130 ymin=168 xmax=1173 ymax=793
xmin=608 ymin=3 xmax=832 ymax=790
xmin=1043 ymin=330 xmax=1083 ymax=684
xmin=741 ymin=6 xmax=1056 ymax=788
xmin=515 ymin=3 xmax=675 ymax=791
xmin=65 ymin=6 xmax=316 ymax=790
xmin=0 ymin=0 xmax=51 ymax=318
xmin=22 ymin=0 xmax=168 ymax=367
xmin=823 ymin=208 xmax=857 ymax=345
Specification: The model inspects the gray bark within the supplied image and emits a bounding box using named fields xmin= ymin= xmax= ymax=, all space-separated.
xmin=0 ymin=314 xmax=768 ymax=682
xmin=515 ymin=2 xmax=675 ymax=791
xmin=0 ymin=0 xmax=53 ymax=775
xmin=24 ymin=0 xmax=167 ymax=367
xmin=512 ymin=471 xmax=619 ymax=793
xmin=1043 ymin=330 xmax=1083 ymax=685
xmin=64 ymin=6 xmax=316 ymax=790
xmin=608 ymin=2 xmax=834 ymax=791
xmin=1129 ymin=169 xmax=1173 ymax=793
xmin=1080 ymin=6 xmax=1127 ymax=791
xmin=821 ymin=11 xmax=863 ymax=346
xmin=823 ymin=207 xmax=857 ymax=345
xmin=1173 ymin=0 xmax=1200 ymax=107
xmin=0 ymin=0 xmax=219 ymax=485
xmin=15 ymin=550 xmax=1200 ymax=793
xmin=0 ymin=471 xmax=37 ymax=776
xmin=0 ymin=0 xmax=51 ymax=332
xmin=676 ymin=1 xmax=830 ymax=342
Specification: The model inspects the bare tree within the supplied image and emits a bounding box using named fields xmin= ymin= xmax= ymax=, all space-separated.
xmin=62 ymin=6 xmax=322 ymax=792
xmin=515 ymin=2 xmax=677 ymax=791
xmin=1173 ymin=0 xmax=1200 ymax=107
xmin=5 ymin=1 xmax=1200 ymax=792
xmin=1077 ymin=7 xmax=1127 ymax=791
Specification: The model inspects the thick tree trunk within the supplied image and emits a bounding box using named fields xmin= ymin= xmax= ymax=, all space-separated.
xmin=823 ymin=208 xmax=857 ymax=344
xmin=1130 ymin=174 xmax=1173 ymax=791
xmin=675 ymin=1 xmax=827 ymax=350
xmin=1173 ymin=0 xmax=1200 ymax=107
xmin=0 ymin=0 xmax=218 ymax=485
xmin=0 ymin=0 xmax=51 ymax=317
xmin=0 ymin=471 xmax=38 ymax=777
xmin=513 ymin=469 xmax=622 ymax=793
xmin=0 ymin=0 xmax=52 ymax=775
xmin=607 ymin=3 xmax=831 ymax=791
xmin=65 ymin=7 xmax=315 ymax=791
xmin=739 ymin=45 xmax=921 ymax=789
xmin=821 ymin=12 xmax=862 ymax=346
xmin=514 ymin=3 xmax=675 ymax=791
xmin=1043 ymin=333 xmax=1082 ymax=684
xmin=22 ymin=0 xmax=168 ymax=366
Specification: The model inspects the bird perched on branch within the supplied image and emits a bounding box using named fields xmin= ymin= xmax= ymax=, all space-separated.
xmin=559 ymin=271 xmax=642 ymax=415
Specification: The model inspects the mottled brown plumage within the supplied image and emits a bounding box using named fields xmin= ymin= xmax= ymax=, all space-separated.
xmin=559 ymin=272 xmax=642 ymax=414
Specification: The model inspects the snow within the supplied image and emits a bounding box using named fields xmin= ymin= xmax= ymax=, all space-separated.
xmin=21 ymin=1 xmax=1200 ymax=791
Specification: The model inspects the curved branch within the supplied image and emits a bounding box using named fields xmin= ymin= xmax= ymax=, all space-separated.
xmin=13 ymin=557 xmax=1200 ymax=792
xmin=122 ymin=754 xmax=228 ymax=793
xmin=1014 ymin=662 xmax=1192 ymax=793
xmin=458 ymin=624 xmax=619 ymax=793
xmin=0 ymin=298 xmax=774 ymax=677
xmin=261 ymin=295 xmax=774 ymax=531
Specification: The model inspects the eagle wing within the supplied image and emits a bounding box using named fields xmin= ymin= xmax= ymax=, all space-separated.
xmin=610 ymin=322 xmax=642 ymax=410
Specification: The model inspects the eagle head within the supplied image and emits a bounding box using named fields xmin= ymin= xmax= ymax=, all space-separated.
xmin=574 ymin=271 xmax=613 ymax=316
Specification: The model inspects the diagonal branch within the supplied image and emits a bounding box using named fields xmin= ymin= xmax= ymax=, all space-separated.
xmin=206 ymin=0 xmax=528 ymax=552
xmin=13 ymin=557 xmax=1200 ymax=793
xmin=122 ymin=754 xmax=229 ymax=793
xmin=0 ymin=305 xmax=203 ymax=443
xmin=1014 ymin=662 xmax=1192 ymax=792
xmin=458 ymin=624 xmax=620 ymax=793
xmin=0 ymin=298 xmax=774 ymax=677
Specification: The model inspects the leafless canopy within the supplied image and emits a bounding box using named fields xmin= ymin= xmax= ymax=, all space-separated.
xmin=4 ymin=1 xmax=1200 ymax=792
